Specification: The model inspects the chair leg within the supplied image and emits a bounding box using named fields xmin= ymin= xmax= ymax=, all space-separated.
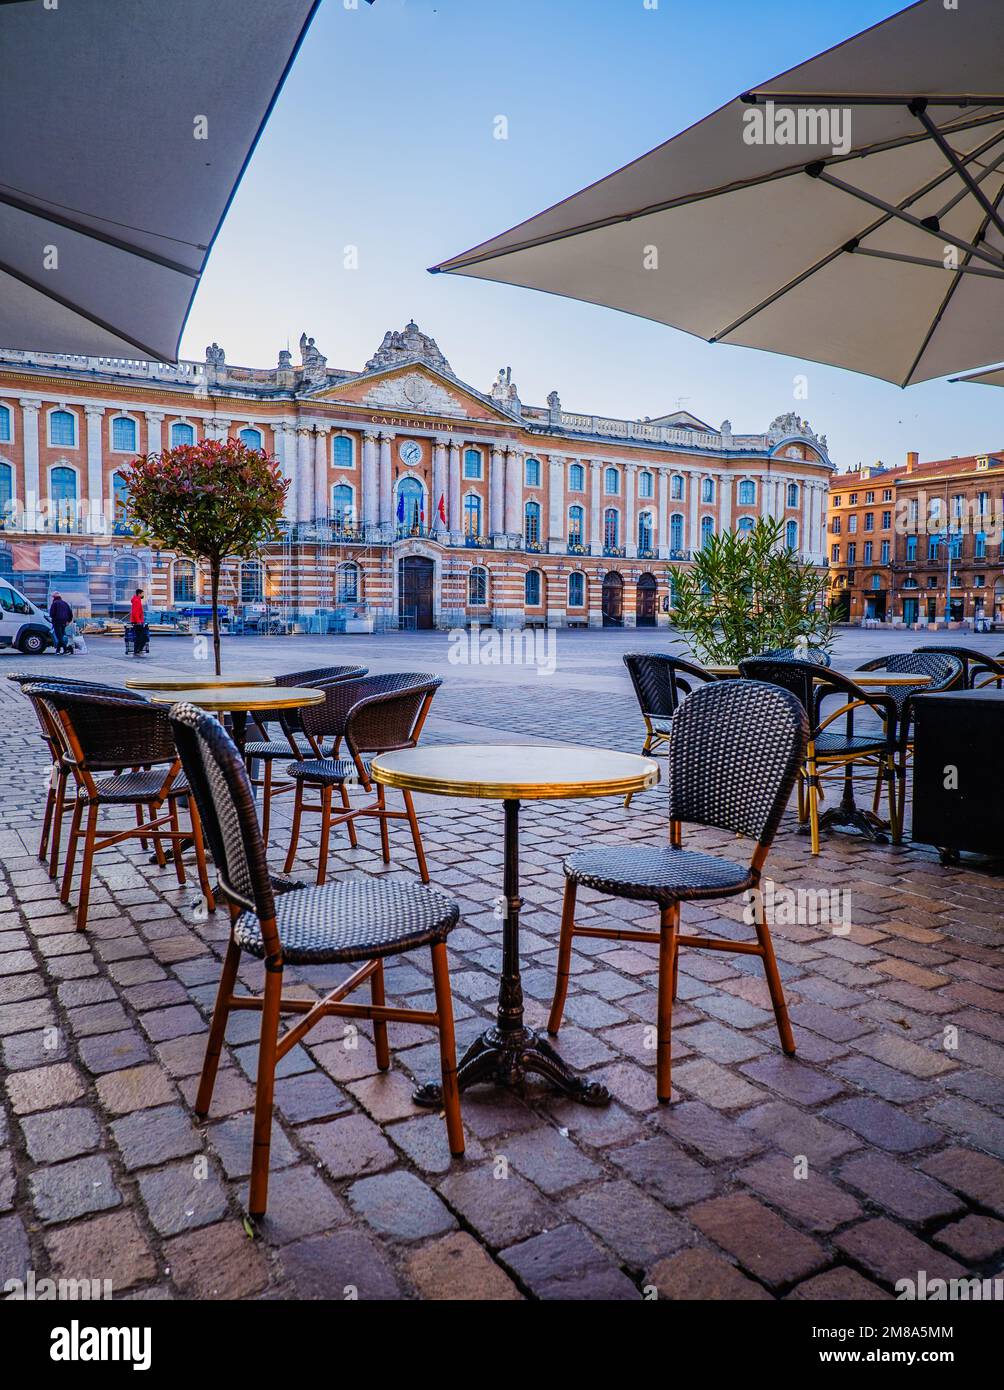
xmin=316 ymin=784 xmax=332 ymax=886
xmin=547 ymin=879 xmax=577 ymax=1036
xmin=248 ymin=966 xmax=283 ymax=1218
xmin=430 ymin=941 xmax=464 ymax=1158
xmin=48 ymin=770 xmax=68 ymax=879
xmin=672 ymin=950 xmax=680 ymax=1002
xmin=261 ymin=759 xmax=272 ymax=844
xmin=134 ymin=802 xmax=149 ymax=852
xmin=195 ymin=938 xmax=240 ymax=1117
xmin=59 ymin=798 xmax=83 ymax=904
xmin=656 ymin=902 xmax=679 ymax=1102
xmin=795 ymin=770 xmax=806 ymax=824
xmin=166 ymin=799 xmax=186 ymax=886
xmin=888 ymin=753 xmax=904 ymax=844
xmin=188 ymin=799 xmax=216 ymax=914
xmin=283 ymin=781 xmax=304 ymax=873
xmin=376 ymin=783 xmax=391 ymax=864
xmin=755 ymin=915 xmax=795 ymax=1055
xmin=339 ymin=781 xmax=358 ymax=849
xmin=73 ymin=804 xmax=100 ymax=933
xmin=807 ymin=753 xmax=821 ymax=856
xmin=371 ymin=959 xmax=390 ymax=1070
xmin=402 ymin=789 xmax=429 ymax=884
xmin=39 ymin=780 xmax=56 ymax=863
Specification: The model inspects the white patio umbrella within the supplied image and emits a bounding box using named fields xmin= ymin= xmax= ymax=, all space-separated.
xmin=431 ymin=0 xmax=1004 ymax=388
xmin=0 ymin=0 xmax=321 ymax=362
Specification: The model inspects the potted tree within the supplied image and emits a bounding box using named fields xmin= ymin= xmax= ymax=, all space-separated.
xmin=668 ymin=516 xmax=831 ymax=663
xmin=124 ymin=438 xmax=288 ymax=676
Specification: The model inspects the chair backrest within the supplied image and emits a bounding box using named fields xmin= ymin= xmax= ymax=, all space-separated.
xmin=27 ymin=686 xmax=175 ymax=772
xmin=666 ymin=679 xmax=807 ymax=847
xmin=301 ymin=672 xmax=441 ymax=747
xmin=912 ymin=646 xmax=985 ymax=686
xmin=7 ymin=671 xmax=145 ymax=700
xmin=754 ymin=646 xmax=832 ymax=667
xmin=276 ymin=665 xmax=368 ymax=688
xmin=622 ymin=653 xmax=711 ymax=720
xmin=889 ymin=651 xmax=963 ymax=690
xmin=738 ymin=657 xmax=832 ymax=720
xmin=168 ymin=702 xmax=276 ymax=927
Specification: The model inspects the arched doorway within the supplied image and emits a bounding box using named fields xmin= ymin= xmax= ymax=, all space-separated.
xmin=636 ymin=572 xmax=657 ymax=627
xmin=398 ymin=556 xmax=434 ymax=629
xmin=602 ymin=571 xmax=623 ymax=627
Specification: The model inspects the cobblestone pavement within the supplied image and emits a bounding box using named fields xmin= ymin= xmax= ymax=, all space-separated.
xmin=1 ymin=629 xmax=1002 ymax=1300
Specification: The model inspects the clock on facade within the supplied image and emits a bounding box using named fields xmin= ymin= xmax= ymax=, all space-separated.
xmin=399 ymin=439 xmax=422 ymax=467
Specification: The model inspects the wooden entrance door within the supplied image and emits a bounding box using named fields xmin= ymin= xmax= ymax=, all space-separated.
xmin=602 ymin=572 xmax=623 ymax=627
xmin=398 ymin=556 xmax=434 ymax=630
xmin=636 ymin=572 xmax=657 ymax=627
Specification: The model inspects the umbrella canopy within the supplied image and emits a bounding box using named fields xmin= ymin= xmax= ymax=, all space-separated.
xmin=953 ymin=365 xmax=1004 ymax=389
xmin=431 ymin=0 xmax=1004 ymax=388
xmin=0 ymin=0 xmax=320 ymax=362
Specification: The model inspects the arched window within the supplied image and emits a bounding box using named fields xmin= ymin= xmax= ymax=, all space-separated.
xmin=524 ymin=500 xmax=541 ymax=545
xmin=173 ymin=559 xmax=197 ymax=604
xmin=568 ymin=571 xmax=585 ymax=607
xmin=468 ymin=566 xmax=488 ymax=606
xmin=737 ymin=515 xmax=755 ymax=536
xmin=638 ymin=470 xmax=654 ymax=499
xmin=337 ymin=562 xmax=359 ymax=603
xmin=463 ymin=449 xmax=483 ymax=480
xmin=332 ymin=434 xmax=354 ymax=469
xmin=604 ymin=467 xmax=619 ymax=495
xmin=239 ymin=427 xmax=263 ymax=451
xmin=604 ymin=508 xmax=619 ymax=550
xmin=112 ymin=471 xmax=131 ymax=535
xmin=700 ymin=515 xmax=715 ymax=548
xmin=50 ymin=465 xmax=77 ymax=532
xmin=331 ymin=483 xmax=354 ymax=531
xmin=670 ymin=513 xmax=684 ymax=553
xmin=114 ymin=555 xmax=141 ymax=603
xmin=568 ymin=505 xmax=584 ymax=544
xmin=785 ymin=519 xmax=799 ymax=551
xmin=171 ymin=421 xmax=194 ymax=447
xmin=738 ymin=479 xmax=756 ymax=506
xmin=569 ymin=462 xmax=585 ymax=491
xmin=525 ymin=457 xmax=541 ymax=487
xmin=0 ymin=461 xmax=12 ymax=516
xmin=0 ymin=405 xmax=10 ymax=443
xmin=396 ymin=477 xmax=424 ymax=533
xmin=525 ymin=569 xmax=542 ymax=606
xmin=64 ymin=554 xmax=83 ymax=577
xmin=671 ymin=474 xmax=684 ymax=500
xmin=49 ymin=410 xmax=76 ymax=447
xmin=787 ymin=482 xmax=800 ymax=508
xmin=638 ymin=511 xmax=654 ymax=552
xmin=240 ymin=561 xmax=263 ymax=603
xmin=464 ymin=492 xmax=482 ymax=537
xmin=111 ymin=416 xmax=137 ymax=452
xmin=701 ymin=477 xmax=715 ymax=503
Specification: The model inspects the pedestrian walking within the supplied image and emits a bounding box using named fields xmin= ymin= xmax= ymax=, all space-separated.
xmin=48 ymin=592 xmax=74 ymax=655
xmin=130 ymin=588 xmax=150 ymax=658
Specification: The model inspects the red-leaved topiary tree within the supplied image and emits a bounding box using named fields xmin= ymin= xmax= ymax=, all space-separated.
xmin=123 ymin=439 xmax=288 ymax=676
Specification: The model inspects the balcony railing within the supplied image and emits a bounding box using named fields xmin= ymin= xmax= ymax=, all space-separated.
xmin=464 ymin=534 xmax=492 ymax=549
xmin=566 ymin=540 xmax=590 ymax=556
xmin=637 ymin=547 xmax=656 ymax=560
xmin=524 ymin=538 xmax=544 ymax=553
xmin=603 ymin=545 xmax=626 ymax=558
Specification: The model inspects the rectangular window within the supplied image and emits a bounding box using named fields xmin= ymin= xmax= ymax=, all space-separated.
xmin=848 ymin=515 xmax=858 ymax=533
xmin=881 ymin=511 xmax=891 ymax=529
xmin=463 ymin=449 xmax=482 ymax=480
xmin=831 ymin=517 xmax=841 ymax=534
xmin=847 ymin=542 xmax=856 ymax=563
xmin=864 ymin=513 xmax=874 ymax=531
xmin=883 ymin=489 xmax=892 ymax=501
xmin=831 ymin=544 xmax=840 ymax=562
xmin=881 ymin=540 xmax=890 ymax=563
xmin=863 ymin=541 xmax=873 ymax=563
xmin=865 ymin=491 xmax=874 ymax=504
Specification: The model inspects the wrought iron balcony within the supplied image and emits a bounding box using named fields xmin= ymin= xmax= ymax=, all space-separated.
xmin=464 ymin=534 xmax=492 ymax=549
xmin=603 ymin=545 xmax=626 ymax=558
xmin=566 ymin=540 xmax=590 ymax=555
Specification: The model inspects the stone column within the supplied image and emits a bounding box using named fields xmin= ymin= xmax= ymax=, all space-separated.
xmin=448 ymin=438 xmax=462 ymax=538
xmin=362 ymin=430 xmax=379 ymax=528
xmin=688 ymin=471 xmax=699 ymax=553
xmin=489 ymin=445 xmax=505 ymax=536
xmin=504 ymin=444 xmax=523 ymax=536
xmin=432 ymin=435 xmax=448 ymax=538
xmin=587 ymin=569 xmax=603 ymax=628
xmin=144 ymin=411 xmax=163 ymax=454
xmin=801 ymin=480 xmax=813 ymax=557
xmin=378 ymin=432 xmax=394 ymax=527
xmin=275 ymin=423 xmax=297 ymax=524
xmin=589 ymin=461 xmax=602 ymax=552
xmin=314 ymin=427 xmax=329 ymax=523
xmin=625 ymin=462 xmax=638 ymax=557
xmin=657 ymin=469 xmax=669 ymax=557
xmin=547 ymin=455 xmax=565 ymax=550
xmin=19 ymin=400 xmax=40 ymax=529
xmin=296 ymin=427 xmax=313 ymax=524
xmin=718 ymin=471 xmax=732 ymax=533
xmin=85 ymin=406 xmax=104 ymax=534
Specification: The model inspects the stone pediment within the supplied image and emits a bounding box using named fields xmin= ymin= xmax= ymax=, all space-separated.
xmin=314 ymin=364 xmax=516 ymax=422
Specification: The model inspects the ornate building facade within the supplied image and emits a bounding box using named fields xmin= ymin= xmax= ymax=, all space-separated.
xmin=0 ymin=322 xmax=834 ymax=629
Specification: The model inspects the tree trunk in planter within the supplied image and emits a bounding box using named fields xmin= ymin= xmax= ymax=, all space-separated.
xmin=210 ymin=559 xmax=222 ymax=677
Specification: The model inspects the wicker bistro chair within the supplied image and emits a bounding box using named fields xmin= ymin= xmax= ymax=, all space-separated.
xmin=9 ymin=675 xmax=149 ymax=876
xmin=740 ymin=659 xmax=901 ymax=853
xmin=242 ymin=665 xmax=368 ymax=841
xmin=547 ymin=680 xmax=807 ymax=1103
xmin=27 ymin=686 xmax=215 ymax=932
xmin=915 ymin=645 xmax=1004 ymax=690
xmin=282 ymin=674 xmax=441 ymax=885
xmin=622 ymin=653 xmax=715 ymax=808
xmin=754 ymin=646 xmax=832 ymax=666
xmin=168 ymin=701 xmax=464 ymax=1217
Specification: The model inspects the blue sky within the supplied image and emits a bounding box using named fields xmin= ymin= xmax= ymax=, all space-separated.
xmin=182 ymin=0 xmax=1004 ymax=474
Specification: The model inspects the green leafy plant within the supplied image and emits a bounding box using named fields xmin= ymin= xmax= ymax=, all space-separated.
xmin=668 ymin=516 xmax=831 ymax=664
xmin=123 ymin=439 xmax=288 ymax=676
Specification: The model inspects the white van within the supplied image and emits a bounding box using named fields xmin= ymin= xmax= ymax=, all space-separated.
xmin=0 ymin=579 xmax=55 ymax=655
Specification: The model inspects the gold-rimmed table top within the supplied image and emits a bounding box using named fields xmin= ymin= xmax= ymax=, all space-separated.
xmin=707 ymin=667 xmax=932 ymax=687
xmin=144 ymin=685 xmax=324 ymax=713
xmin=125 ymin=674 xmax=276 ymax=691
xmin=370 ymin=744 xmax=660 ymax=801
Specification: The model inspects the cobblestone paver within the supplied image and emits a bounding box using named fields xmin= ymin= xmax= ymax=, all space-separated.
xmin=1 ymin=629 xmax=1002 ymax=1300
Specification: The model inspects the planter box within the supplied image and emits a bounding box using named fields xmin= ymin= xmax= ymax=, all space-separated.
xmin=345 ymin=616 xmax=374 ymax=634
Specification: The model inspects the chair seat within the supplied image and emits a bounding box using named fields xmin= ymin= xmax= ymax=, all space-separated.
xmin=814 ymin=732 xmax=891 ymax=757
xmin=234 ymin=877 xmax=458 ymax=965
xmin=565 ymin=844 xmax=753 ymax=905
xmin=286 ymin=755 xmax=372 ymax=785
xmin=243 ymin=739 xmax=307 ymax=761
xmin=650 ymin=719 xmax=672 ymax=736
xmin=83 ymin=769 xmax=190 ymax=804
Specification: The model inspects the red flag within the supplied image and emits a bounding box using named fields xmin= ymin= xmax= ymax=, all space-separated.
xmin=437 ymin=493 xmax=447 ymax=525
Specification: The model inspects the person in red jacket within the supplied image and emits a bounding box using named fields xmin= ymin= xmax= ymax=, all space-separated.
xmin=129 ymin=589 xmax=149 ymax=658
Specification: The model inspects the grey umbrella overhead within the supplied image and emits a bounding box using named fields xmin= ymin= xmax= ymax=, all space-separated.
xmin=0 ymin=0 xmax=321 ymax=362
xmin=431 ymin=0 xmax=1004 ymax=388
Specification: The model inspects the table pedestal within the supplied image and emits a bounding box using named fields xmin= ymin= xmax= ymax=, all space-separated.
xmin=414 ymin=799 xmax=610 ymax=1108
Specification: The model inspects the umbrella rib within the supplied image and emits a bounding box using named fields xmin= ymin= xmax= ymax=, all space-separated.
xmin=851 ymin=247 xmax=1004 ymax=280
xmin=0 ymin=256 xmax=171 ymax=363
xmin=912 ymin=104 xmax=1004 ymax=246
xmin=0 ymin=188 xmax=200 ymax=278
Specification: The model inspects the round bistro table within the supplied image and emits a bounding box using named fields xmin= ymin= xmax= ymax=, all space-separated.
xmin=370 ymin=744 xmax=659 ymax=1107
xmin=125 ymin=674 xmax=275 ymax=691
xmin=145 ymin=684 xmax=323 ymax=755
